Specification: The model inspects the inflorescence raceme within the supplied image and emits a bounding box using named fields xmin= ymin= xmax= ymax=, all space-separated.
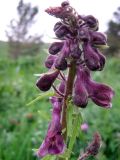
xmin=36 ymin=1 xmax=114 ymax=158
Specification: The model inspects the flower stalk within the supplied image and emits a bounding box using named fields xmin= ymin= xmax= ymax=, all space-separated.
xmin=61 ymin=60 xmax=76 ymax=141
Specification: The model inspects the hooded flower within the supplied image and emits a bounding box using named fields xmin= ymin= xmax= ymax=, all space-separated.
xmin=87 ymin=80 xmax=114 ymax=108
xmin=37 ymin=97 xmax=65 ymax=158
xmin=55 ymin=55 xmax=67 ymax=70
xmin=49 ymin=42 xmax=64 ymax=55
xmin=55 ymin=24 xmax=71 ymax=39
xmin=55 ymin=40 xmax=70 ymax=70
xmin=48 ymin=97 xmax=62 ymax=137
xmin=54 ymin=22 xmax=63 ymax=32
xmin=74 ymin=66 xmax=114 ymax=108
xmin=82 ymin=15 xmax=99 ymax=30
xmin=45 ymin=55 xmax=57 ymax=69
xmin=36 ymin=69 xmax=59 ymax=91
xmin=90 ymin=31 xmax=107 ymax=45
xmin=73 ymin=68 xmax=88 ymax=108
xmin=83 ymin=42 xmax=105 ymax=71
xmin=37 ymin=132 xmax=65 ymax=157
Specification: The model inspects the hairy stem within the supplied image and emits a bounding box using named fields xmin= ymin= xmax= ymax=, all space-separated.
xmin=61 ymin=60 xmax=76 ymax=140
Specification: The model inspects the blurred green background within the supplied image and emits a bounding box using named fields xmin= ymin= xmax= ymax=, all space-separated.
xmin=0 ymin=41 xmax=120 ymax=160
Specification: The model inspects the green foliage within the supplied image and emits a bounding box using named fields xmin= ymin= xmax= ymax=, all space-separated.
xmin=68 ymin=108 xmax=82 ymax=151
xmin=42 ymin=155 xmax=56 ymax=160
xmin=27 ymin=91 xmax=55 ymax=106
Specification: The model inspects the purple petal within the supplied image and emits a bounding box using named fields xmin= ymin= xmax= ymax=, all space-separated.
xmin=48 ymin=97 xmax=62 ymax=137
xmin=37 ymin=139 xmax=50 ymax=157
xmin=87 ymin=81 xmax=114 ymax=108
xmin=48 ymin=134 xmax=65 ymax=155
xmin=36 ymin=70 xmax=59 ymax=91
xmin=45 ymin=55 xmax=57 ymax=69
xmin=90 ymin=31 xmax=107 ymax=45
xmin=49 ymin=42 xmax=63 ymax=55
xmin=73 ymin=67 xmax=89 ymax=108
xmin=83 ymin=43 xmax=103 ymax=71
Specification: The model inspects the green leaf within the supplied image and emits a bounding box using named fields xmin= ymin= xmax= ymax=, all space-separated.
xmin=42 ymin=155 xmax=56 ymax=160
xmin=26 ymin=91 xmax=54 ymax=106
xmin=58 ymin=148 xmax=74 ymax=159
xmin=68 ymin=108 xmax=82 ymax=151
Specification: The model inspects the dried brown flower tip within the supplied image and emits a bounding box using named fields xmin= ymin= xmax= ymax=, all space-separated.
xmin=86 ymin=132 xmax=101 ymax=156
xmin=78 ymin=132 xmax=101 ymax=160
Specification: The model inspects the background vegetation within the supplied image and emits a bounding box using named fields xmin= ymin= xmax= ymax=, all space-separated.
xmin=0 ymin=40 xmax=120 ymax=160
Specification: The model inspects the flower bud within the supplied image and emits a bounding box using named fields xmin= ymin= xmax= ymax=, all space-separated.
xmin=83 ymin=15 xmax=98 ymax=30
xmin=55 ymin=25 xmax=70 ymax=38
xmin=83 ymin=43 xmax=104 ymax=71
xmin=61 ymin=1 xmax=70 ymax=7
xmin=86 ymin=132 xmax=101 ymax=156
xmin=45 ymin=55 xmax=57 ymax=69
xmin=36 ymin=70 xmax=59 ymax=91
xmin=95 ymin=48 xmax=106 ymax=71
xmin=73 ymin=73 xmax=88 ymax=108
xmin=90 ymin=31 xmax=107 ymax=45
xmin=81 ymin=123 xmax=89 ymax=132
xmin=53 ymin=22 xmax=63 ymax=32
xmin=55 ymin=56 xmax=67 ymax=70
xmin=49 ymin=42 xmax=63 ymax=55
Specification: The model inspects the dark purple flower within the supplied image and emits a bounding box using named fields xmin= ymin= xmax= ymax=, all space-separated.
xmin=73 ymin=70 xmax=88 ymax=108
xmin=37 ymin=132 xmax=65 ymax=157
xmin=75 ymin=66 xmax=114 ymax=108
xmin=49 ymin=42 xmax=64 ymax=55
xmin=37 ymin=97 xmax=65 ymax=158
xmin=90 ymin=31 xmax=107 ymax=45
xmin=82 ymin=15 xmax=98 ymax=30
xmin=87 ymin=80 xmax=115 ymax=108
xmin=36 ymin=70 xmax=59 ymax=91
xmin=70 ymin=40 xmax=82 ymax=59
xmin=48 ymin=97 xmax=62 ymax=137
xmin=54 ymin=22 xmax=63 ymax=32
xmin=54 ymin=41 xmax=70 ymax=70
xmin=55 ymin=25 xmax=71 ymax=39
xmin=45 ymin=55 xmax=57 ymax=69
xmin=55 ymin=56 xmax=67 ymax=70
xmin=94 ymin=48 xmax=106 ymax=71
xmin=83 ymin=42 xmax=105 ymax=71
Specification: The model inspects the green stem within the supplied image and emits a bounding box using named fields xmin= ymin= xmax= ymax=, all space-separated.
xmin=59 ymin=60 xmax=76 ymax=160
